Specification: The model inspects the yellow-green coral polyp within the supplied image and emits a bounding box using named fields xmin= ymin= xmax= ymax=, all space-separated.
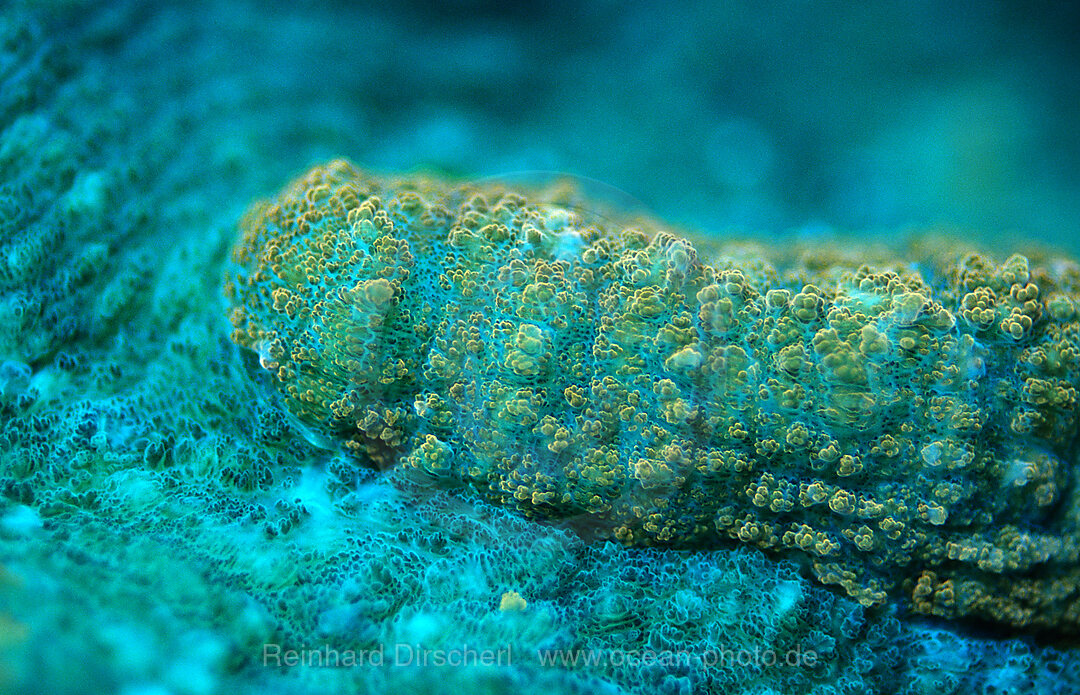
xmin=225 ymin=159 xmax=1080 ymax=634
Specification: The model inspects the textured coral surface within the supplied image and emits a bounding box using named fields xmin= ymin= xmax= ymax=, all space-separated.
xmin=5 ymin=2 xmax=1080 ymax=693
xmin=228 ymin=161 xmax=1080 ymax=633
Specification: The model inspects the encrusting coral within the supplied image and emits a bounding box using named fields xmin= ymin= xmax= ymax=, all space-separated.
xmin=225 ymin=159 xmax=1080 ymax=634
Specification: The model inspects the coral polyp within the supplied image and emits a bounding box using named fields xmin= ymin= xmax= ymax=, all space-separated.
xmin=226 ymin=160 xmax=1080 ymax=633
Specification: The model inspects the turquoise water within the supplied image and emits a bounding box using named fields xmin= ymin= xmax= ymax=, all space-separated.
xmin=1 ymin=1 xmax=1078 ymax=693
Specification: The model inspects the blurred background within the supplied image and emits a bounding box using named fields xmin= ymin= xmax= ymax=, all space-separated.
xmin=78 ymin=0 xmax=1078 ymax=253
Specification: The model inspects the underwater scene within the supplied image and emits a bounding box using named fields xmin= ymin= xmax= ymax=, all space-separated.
xmin=2 ymin=1 xmax=1080 ymax=693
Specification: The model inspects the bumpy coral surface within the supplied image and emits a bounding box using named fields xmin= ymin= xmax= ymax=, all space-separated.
xmin=226 ymin=160 xmax=1080 ymax=634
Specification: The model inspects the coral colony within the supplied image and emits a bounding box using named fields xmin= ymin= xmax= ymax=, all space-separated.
xmin=228 ymin=161 xmax=1080 ymax=634
xmin=5 ymin=4 xmax=1080 ymax=690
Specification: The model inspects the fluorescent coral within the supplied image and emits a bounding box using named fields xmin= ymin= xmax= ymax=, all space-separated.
xmin=226 ymin=160 xmax=1080 ymax=634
